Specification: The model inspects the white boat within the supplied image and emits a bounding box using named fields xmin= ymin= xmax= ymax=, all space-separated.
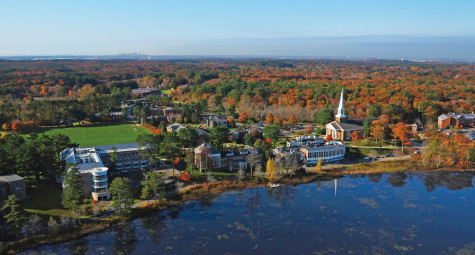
xmin=268 ymin=183 xmax=280 ymax=188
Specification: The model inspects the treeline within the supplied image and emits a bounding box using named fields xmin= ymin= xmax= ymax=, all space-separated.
xmin=0 ymin=133 xmax=77 ymax=185
xmin=420 ymin=129 xmax=475 ymax=168
xmin=0 ymin=83 xmax=133 ymax=127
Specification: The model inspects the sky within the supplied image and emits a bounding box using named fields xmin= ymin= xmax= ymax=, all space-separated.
xmin=1 ymin=0 xmax=474 ymax=60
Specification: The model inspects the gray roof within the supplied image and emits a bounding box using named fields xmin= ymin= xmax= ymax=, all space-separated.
xmin=327 ymin=117 xmax=379 ymax=131
xmin=75 ymin=162 xmax=102 ymax=172
xmin=300 ymin=144 xmax=346 ymax=152
xmin=94 ymin=143 xmax=140 ymax=152
xmin=195 ymin=127 xmax=210 ymax=136
xmin=438 ymin=113 xmax=475 ymax=120
xmin=194 ymin=142 xmax=220 ymax=155
xmin=327 ymin=121 xmax=362 ymax=131
xmin=0 ymin=174 xmax=24 ymax=183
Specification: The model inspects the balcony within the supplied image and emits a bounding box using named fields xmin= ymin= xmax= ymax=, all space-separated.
xmin=92 ymin=177 xmax=107 ymax=182
xmin=91 ymin=167 xmax=108 ymax=176
xmin=93 ymin=183 xmax=108 ymax=189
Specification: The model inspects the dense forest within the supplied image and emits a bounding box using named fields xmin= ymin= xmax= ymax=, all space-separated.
xmin=0 ymin=59 xmax=473 ymax=128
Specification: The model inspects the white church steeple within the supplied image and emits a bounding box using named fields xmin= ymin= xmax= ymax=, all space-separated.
xmin=335 ymin=89 xmax=347 ymax=122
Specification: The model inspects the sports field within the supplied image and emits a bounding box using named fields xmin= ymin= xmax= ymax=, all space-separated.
xmin=40 ymin=124 xmax=151 ymax=147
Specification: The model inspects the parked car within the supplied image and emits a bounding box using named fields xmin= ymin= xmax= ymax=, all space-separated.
xmin=386 ymin=154 xmax=396 ymax=157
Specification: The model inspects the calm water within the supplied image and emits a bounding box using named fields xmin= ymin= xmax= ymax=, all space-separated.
xmin=22 ymin=171 xmax=475 ymax=255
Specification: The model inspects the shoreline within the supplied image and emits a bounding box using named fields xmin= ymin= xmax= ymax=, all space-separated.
xmin=2 ymin=161 xmax=473 ymax=254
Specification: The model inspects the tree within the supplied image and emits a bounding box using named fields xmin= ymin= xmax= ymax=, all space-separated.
xmin=288 ymin=114 xmax=298 ymax=125
xmin=367 ymin=104 xmax=382 ymax=117
xmin=316 ymin=107 xmax=334 ymax=125
xmin=350 ymin=130 xmax=362 ymax=142
xmin=51 ymin=133 xmax=77 ymax=161
xmin=11 ymin=122 xmax=21 ymax=133
xmin=362 ymin=119 xmax=371 ymax=138
xmin=392 ymin=122 xmax=412 ymax=151
xmin=246 ymin=152 xmax=263 ymax=178
xmin=370 ymin=119 xmax=388 ymax=151
xmin=325 ymin=134 xmax=333 ymax=142
xmin=178 ymin=127 xmax=197 ymax=153
xmin=23 ymin=214 xmax=42 ymax=237
xmin=2 ymin=194 xmax=23 ymax=229
xmin=239 ymin=111 xmax=248 ymax=123
xmin=315 ymin=158 xmax=322 ymax=172
xmin=48 ymin=216 xmax=60 ymax=235
xmin=62 ymin=167 xmax=83 ymax=212
xmin=266 ymin=158 xmax=278 ymax=181
xmin=161 ymin=132 xmax=181 ymax=176
xmin=209 ymin=126 xmax=229 ymax=151
xmin=227 ymin=105 xmax=237 ymax=118
xmin=110 ymin=177 xmax=134 ymax=216
xmin=266 ymin=113 xmax=274 ymax=125
xmin=141 ymin=172 xmax=165 ymax=205
xmin=263 ymin=124 xmax=280 ymax=146
xmin=137 ymin=133 xmax=163 ymax=168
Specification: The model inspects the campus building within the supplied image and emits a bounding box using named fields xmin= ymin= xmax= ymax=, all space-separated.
xmin=438 ymin=113 xmax=475 ymax=129
xmin=326 ymin=90 xmax=379 ymax=141
xmin=60 ymin=143 xmax=149 ymax=200
xmin=287 ymin=135 xmax=325 ymax=147
xmin=300 ymin=142 xmax=346 ymax=166
xmin=0 ymin=174 xmax=27 ymax=202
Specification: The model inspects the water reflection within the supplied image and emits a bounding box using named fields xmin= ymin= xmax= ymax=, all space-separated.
xmin=113 ymin=223 xmax=136 ymax=255
xmin=386 ymin=171 xmax=408 ymax=187
xmin=422 ymin=171 xmax=475 ymax=192
xmin=20 ymin=171 xmax=475 ymax=255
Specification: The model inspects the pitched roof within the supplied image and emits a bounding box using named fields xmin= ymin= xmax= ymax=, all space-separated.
xmin=0 ymin=174 xmax=24 ymax=183
xmin=438 ymin=113 xmax=475 ymax=120
xmin=194 ymin=142 xmax=220 ymax=155
xmin=195 ymin=127 xmax=210 ymax=136
xmin=327 ymin=117 xmax=380 ymax=131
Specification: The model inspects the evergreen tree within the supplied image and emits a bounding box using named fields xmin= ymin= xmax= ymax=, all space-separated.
xmin=316 ymin=107 xmax=334 ymax=125
xmin=2 ymin=194 xmax=23 ymax=229
xmin=110 ymin=177 xmax=134 ymax=216
xmin=209 ymin=126 xmax=229 ymax=151
xmin=48 ymin=216 xmax=60 ymax=235
xmin=61 ymin=167 xmax=83 ymax=212
xmin=363 ymin=119 xmax=371 ymax=138
xmin=141 ymin=172 xmax=165 ymax=205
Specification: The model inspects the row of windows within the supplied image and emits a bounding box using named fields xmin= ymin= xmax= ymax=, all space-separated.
xmin=307 ymin=149 xmax=345 ymax=159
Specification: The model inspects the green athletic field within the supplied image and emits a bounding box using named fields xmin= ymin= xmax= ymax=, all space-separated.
xmin=40 ymin=124 xmax=151 ymax=147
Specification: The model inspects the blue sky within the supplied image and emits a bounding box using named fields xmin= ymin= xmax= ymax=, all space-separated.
xmin=1 ymin=0 xmax=474 ymax=59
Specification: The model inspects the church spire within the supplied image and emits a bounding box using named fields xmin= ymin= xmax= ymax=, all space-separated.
xmin=335 ymin=89 xmax=347 ymax=122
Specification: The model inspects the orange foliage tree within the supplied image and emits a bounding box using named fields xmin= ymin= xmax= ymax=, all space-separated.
xmin=370 ymin=119 xmax=389 ymax=151
xmin=350 ymin=130 xmax=362 ymax=142
xmin=239 ymin=111 xmax=248 ymax=123
xmin=266 ymin=113 xmax=274 ymax=125
xmin=392 ymin=122 xmax=412 ymax=151
xmin=288 ymin=114 xmax=298 ymax=125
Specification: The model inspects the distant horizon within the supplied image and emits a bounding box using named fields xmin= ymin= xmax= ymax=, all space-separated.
xmin=1 ymin=1 xmax=474 ymax=60
xmin=1 ymin=35 xmax=475 ymax=62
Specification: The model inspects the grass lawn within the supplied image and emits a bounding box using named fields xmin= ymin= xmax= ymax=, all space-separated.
xmin=161 ymin=89 xmax=172 ymax=95
xmin=348 ymin=147 xmax=394 ymax=157
xmin=21 ymin=182 xmax=89 ymax=219
xmin=35 ymin=124 xmax=151 ymax=147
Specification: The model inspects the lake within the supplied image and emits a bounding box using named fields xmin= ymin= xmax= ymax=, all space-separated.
xmin=21 ymin=171 xmax=475 ymax=255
